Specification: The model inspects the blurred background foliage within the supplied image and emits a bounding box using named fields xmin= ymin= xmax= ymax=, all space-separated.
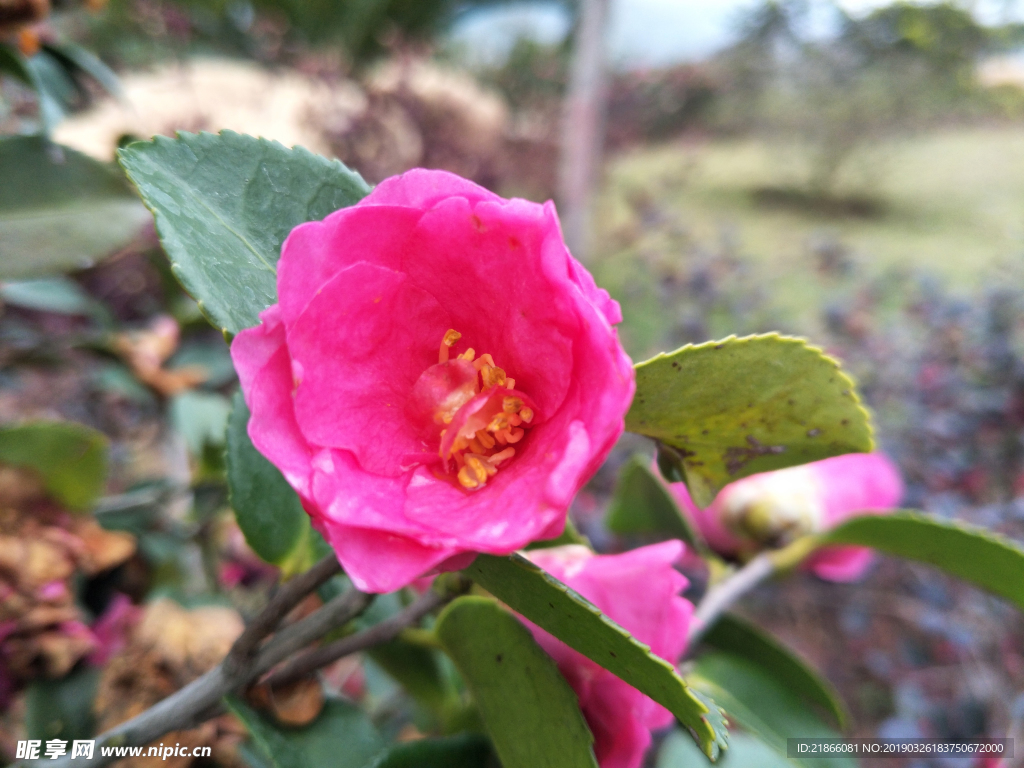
xmin=4 ymin=0 xmax=1024 ymax=764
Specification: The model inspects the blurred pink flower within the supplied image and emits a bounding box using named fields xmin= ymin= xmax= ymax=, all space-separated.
xmin=232 ymin=169 xmax=634 ymax=593
xmin=666 ymin=453 xmax=903 ymax=582
xmin=524 ymin=542 xmax=693 ymax=768
xmin=87 ymin=594 xmax=142 ymax=667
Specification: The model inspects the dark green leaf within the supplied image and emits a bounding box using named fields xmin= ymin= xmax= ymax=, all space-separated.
xmin=227 ymin=696 xmax=383 ymax=768
xmin=604 ymin=455 xmax=702 ymax=548
xmin=24 ymin=50 xmax=79 ymax=131
xmin=226 ymin=392 xmax=309 ymax=567
xmin=465 ymin=553 xmax=728 ymax=759
xmin=0 ymin=43 xmax=32 ymax=86
xmin=118 ymin=131 xmax=372 ymax=334
xmin=25 ymin=667 xmax=100 ymax=742
xmin=823 ymin=511 xmax=1024 ymax=612
xmin=689 ymin=653 xmax=854 ymax=768
xmin=0 ymin=421 xmax=108 ymax=510
xmin=41 ymin=43 xmax=122 ymax=99
xmin=368 ymin=638 xmax=458 ymax=721
xmin=365 ymin=733 xmax=495 ymax=768
xmin=524 ymin=517 xmax=590 ymax=550
xmin=0 ymin=136 xmax=150 ymax=278
xmin=703 ymin=614 xmax=848 ymax=729
xmin=658 ymin=730 xmax=793 ymax=768
xmin=626 ymin=334 xmax=873 ymax=507
xmin=435 ymin=596 xmax=599 ymax=768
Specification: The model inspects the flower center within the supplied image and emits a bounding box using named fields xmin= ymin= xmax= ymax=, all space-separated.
xmin=408 ymin=329 xmax=536 ymax=491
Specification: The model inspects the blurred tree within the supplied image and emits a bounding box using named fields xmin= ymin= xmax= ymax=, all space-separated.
xmin=844 ymin=1 xmax=987 ymax=77
xmin=716 ymin=0 xmax=997 ymax=200
xmin=81 ymin=0 xmax=576 ymax=70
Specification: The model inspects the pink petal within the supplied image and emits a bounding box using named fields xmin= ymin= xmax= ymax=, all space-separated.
xmin=288 ymin=262 xmax=452 ymax=477
xmin=231 ymin=306 xmax=315 ymax=497
xmin=361 ymin=168 xmax=502 ymax=209
xmin=811 ymin=452 xmax=904 ymax=525
xmin=521 ymin=543 xmax=693 ymax=768
xmin=398 ymin=196 xmax=576 ymax=421
xmin=317 ymin=518 xmax=459 ymax=594
xmin=664 ymin=477 xmax=746 ymax=555
xmin=277 ymin=205 xmax=423 ymax=328
xmin=584 ymin=676 xmax=654 ymax=768
xmin=806 ymin=546 xmax=875 ymax=582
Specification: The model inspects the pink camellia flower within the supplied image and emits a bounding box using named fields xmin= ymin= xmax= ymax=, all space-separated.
xmin=666 ymin=453 xmax=903 ymax=582
xmin=524 ymin=542 xmax=693 ymax=768
xmin=231 ymin=169 xmax=634 ymax=593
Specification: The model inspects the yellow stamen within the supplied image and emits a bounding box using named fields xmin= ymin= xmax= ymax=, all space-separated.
xmin=503 ymin=397 xmax=523 ymax=415
xmin=423 ymin=330 xmax=536 ymax=491
xmin=438 ymin=329 xmax=462 ymax=363
xmin=480 ymin=365 xmax=507 ymax=389
xmin=458 ymin=456 xmax=490 ymax=489
xmin=490 ymin=447 xmax=515 ymax=465
xmin=488 ymin=413 xmax=510 ymax=433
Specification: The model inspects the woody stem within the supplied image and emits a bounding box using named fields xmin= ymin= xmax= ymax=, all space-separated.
xmin=685 ymin=552 xmax=777 ymax=648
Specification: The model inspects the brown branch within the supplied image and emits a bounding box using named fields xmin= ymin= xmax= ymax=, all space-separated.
xmin=38 ymin=585 xmax=372 ymax=768
xmin=685 ymin=552 xmax=776 ymax=649
xmin=222 ymin=554 xmax=342 ymax=676
xmin=264 ymin=589 xmax=446 ymax=689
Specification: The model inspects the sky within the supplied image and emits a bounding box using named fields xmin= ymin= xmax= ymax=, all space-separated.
xmin=448 ymin=0 xmax=1024 ymax=69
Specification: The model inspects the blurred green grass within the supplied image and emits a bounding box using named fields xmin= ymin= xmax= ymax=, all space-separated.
xmin=593 ymin=125 xmax=1024 ymax=356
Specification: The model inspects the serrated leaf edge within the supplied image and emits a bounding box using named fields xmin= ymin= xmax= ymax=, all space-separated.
xmin=470 ymin=553 xmax=724 ymax=752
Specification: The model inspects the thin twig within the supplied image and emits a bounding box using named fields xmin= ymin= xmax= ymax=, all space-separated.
xmin=265 ymin=589 xmax=446 ymax=689
xmin=250 ymin=588 xmax=375 ymax=672
xmin=686 ymin=552 xmax=776 ymax=648
xmin=223 ymin=554 xmax=342 ymax=675
xmin=36 ymin=585 xmax=371 ymax=768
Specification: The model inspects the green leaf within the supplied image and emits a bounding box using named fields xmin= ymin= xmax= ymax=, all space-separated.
xmin=226 ymin=392 xmax=309 ymax=566
xmin=227 ymin=696 xmax=384 ymax=768
xmin=689 ymin=653 xmax=854 ymax=768
xmin=0 ymin=421 xmax=108 ymax=510
xmin=0 ymin=136 xmax=150 ymax=279
xmin=25 ymin=667 xmax=100 ymax=742
xmin=24 ymin=51 xmax=74 ymax=131
xmin=118 ymin=131 xmax=372 ymax=335
xmin=464 ymin=553 xmax=728 ymax=759
xmin=434 ymin=596 xmax=599 ymax=768
xmin=524 ymin=517 xmax=590 ymax=550
xmin=659 ymin=729 xmax=793 ymax=768
xmin=604 ymin=455 xmax=702 ymax=548
xmin=368 ymin=638 xmax=458 ymax=720
xmin=626 ymin=334 xmax=873 ymax=507
xmin=703 ymin=614 xmax=848 ymax=729
xmin=0 ymin=43 xmax=32 ymax=86
xmin=169 ymin=390 xmax=231 ymax=455
xmin=823 ymin=511 xmax=1024 ymax=612
xmin=365 ymin=733 xmax=495 ymax=768
xmin=41 ymin=43 xmax=122 ymax=99
xmin=0 ymin=277 xmax=98 ymax=316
